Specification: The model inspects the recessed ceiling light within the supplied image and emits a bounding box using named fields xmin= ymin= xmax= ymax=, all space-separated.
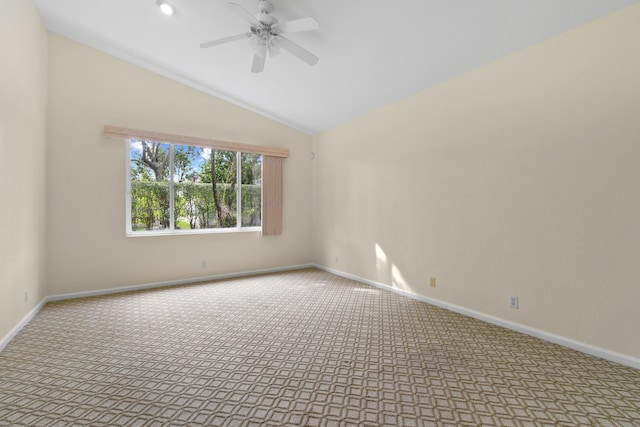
xmin=157 ymin=0 xmax=176 ymax=15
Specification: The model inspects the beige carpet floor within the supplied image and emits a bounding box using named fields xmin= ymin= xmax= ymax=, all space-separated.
xmin=0 ymin=268 xmax=638 ymax=426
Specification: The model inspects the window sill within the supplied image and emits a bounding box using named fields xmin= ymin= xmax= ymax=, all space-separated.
xmin=126 ymin=227 xmax=261 ymax=237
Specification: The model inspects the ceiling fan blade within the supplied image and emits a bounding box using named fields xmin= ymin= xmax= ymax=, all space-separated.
xmin=271 ymin=17 xmax=319 ymax=34
xmin=251 ymin=53 xmax=266 ymax=73
xmin=226 ymin=2 xmax=262 ymax=27
xmin=277 ymin=36 xmax=319 ymax=66
xmin=200 ymin=33 xmax=250 ymax=48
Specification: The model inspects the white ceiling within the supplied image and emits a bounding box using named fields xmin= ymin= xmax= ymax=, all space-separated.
xmin=34 ymin=0 xmax=638 ymax=135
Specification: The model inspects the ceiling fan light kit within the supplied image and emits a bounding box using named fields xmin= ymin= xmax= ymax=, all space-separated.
xmin=200 ymin=0 xmax=320 ymax=73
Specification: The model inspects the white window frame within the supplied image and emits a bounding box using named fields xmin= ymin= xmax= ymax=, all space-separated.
xmin=125 ymin=139 xmax=261 ymax=236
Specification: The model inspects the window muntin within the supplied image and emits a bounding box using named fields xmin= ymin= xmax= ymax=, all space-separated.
xmin=128 ymin=140 xmax=262 ymax=234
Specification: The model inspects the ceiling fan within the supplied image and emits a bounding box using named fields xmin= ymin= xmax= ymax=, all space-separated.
xmin=200 ymin=0 xmax=319 ymax=73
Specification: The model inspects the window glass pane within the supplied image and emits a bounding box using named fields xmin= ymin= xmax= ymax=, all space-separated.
xmin=241 ymin=153 xmax=262 ymax=227
xmin=173 ymin=145 xmax=214 ymax=230
xmin=217 ymin=150 xmax=238 ymax=228
xmin=130 ymin=140 xmax=170 ymax=232
xmin=171 ymin=146 xmax=239 ymax=230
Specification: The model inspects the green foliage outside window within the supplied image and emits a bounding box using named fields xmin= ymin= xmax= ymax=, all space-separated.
xmin=129 ymin=141 xmax=262 ymax=232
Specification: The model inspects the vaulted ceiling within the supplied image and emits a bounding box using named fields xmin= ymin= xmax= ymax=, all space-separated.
xmin=34 ymin=0 xmax=638 ymax=134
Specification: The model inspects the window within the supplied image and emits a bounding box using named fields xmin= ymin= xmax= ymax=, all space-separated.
xmin=127 ymin=139 xmax=262 ymax=234
xmin=105 ymin=125 xmax=286 ymax=236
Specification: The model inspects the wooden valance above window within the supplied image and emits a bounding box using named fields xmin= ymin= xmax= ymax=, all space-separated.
xmin=104 ymin=125 xmax=286 ymax=236
xmin=103 ymin=125 xmax=289 ymax=158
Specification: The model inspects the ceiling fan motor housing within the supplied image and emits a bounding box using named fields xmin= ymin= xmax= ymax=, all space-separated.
xmin=257 ymin=0 xmax=274 ymax=14
xmin=255 ymin=0 xmax=277 ymax=30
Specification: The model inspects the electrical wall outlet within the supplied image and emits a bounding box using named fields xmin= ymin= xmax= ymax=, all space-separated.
xmin=24 ymin=290 xmax=28 ymax=304
xmin=335 ymin=256 xmax=339 ymax=263
xmin=430 ymin=277 xmax=436 ymax=287
xmin=201 ymin=260 xmax=207 ymax=269
xmin=509 ymin=296 xmax=519 ymax=309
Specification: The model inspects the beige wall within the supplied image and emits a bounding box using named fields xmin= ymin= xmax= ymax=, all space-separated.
xmin=312 ymin=3 xmax=640 ymax=359
xmin=46 ymin=34 xmax=313 ymax=295
xmin=0 ymin=1 xmax=48 ymax=339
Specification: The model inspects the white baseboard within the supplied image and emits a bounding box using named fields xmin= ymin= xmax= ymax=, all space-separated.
xmin=0 ymin=264 xmax=313 ymax=352
xmin=314 ymin=264 xmax=640 ymax=371
xmin=0 ymin=298 xmax=48 ymax=353
xmin=3 ymin=263 xmax=638 ymax=370
xmin=46 ymin=264 xmax=314 ymax=302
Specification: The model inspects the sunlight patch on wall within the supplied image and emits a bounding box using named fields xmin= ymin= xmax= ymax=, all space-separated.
xmin=375 ymin=242 xmax=412 ymax=292
xmin=392 ymin=264 xmax=412 ymax=292
xmin=375 ymin=243 xmax=388 ymax=271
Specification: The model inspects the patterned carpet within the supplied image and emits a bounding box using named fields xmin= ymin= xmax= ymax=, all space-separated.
xmin=0 ymin=268 xmax=638 ymax=426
